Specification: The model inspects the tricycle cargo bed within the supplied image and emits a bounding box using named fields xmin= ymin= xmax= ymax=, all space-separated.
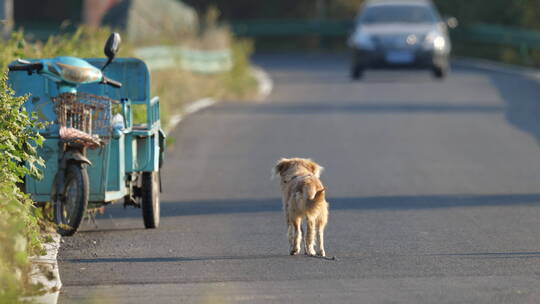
xmin=8 ymin=57 xmax=164 ymax=204
xmin=8 ymin=32 xmax=164 ymax=235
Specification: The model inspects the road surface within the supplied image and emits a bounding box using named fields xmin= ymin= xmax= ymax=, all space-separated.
xmin=59 ymin=55 xmax=540 ymax=303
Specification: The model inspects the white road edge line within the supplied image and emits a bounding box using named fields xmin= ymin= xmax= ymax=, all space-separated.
xmin=183 ymin=97 xmax=217 ymax=115
xmin=165 ymin=97 xmax=217 ymax=133
xmin=251 ymin=65 xmax=274 ymax=101
xmin=166 ymin=66 xmax=274 ymax=132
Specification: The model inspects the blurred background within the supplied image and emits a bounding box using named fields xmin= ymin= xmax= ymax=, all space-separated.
xmin=5 ymin=0 xmax=540 ymax=67
xmin=5 ymin=1 xmax=540 ymax=302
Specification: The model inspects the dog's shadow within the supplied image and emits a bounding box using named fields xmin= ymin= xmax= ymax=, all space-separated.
xmin=304 ymin=254 xmax=338 ymax=261
xmin=66 ymin=253 xmax=338 ymax=264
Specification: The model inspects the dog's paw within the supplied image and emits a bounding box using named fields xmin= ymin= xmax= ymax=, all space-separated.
xmin=306 ymin=249 xmax=317 ymax=256
xmin=290 ymin=249 xmax=300 ymax=256
xmin=317 ymin=250 xmax=326 ymax=257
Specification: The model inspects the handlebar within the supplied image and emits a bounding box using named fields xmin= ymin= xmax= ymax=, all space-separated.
xmin=9 ymin=60 xmax=122 ymax=89
xmin=101 ymin=76 xmax=122 ymax=88
xmin=8 ymin=62 xmax=43 ymax=73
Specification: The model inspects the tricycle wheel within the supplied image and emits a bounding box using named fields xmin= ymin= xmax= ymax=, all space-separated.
xmin=141 ymin=171 xmax=160 ymax=228
xmin=55 ymin=163 xmax=89 ymax=236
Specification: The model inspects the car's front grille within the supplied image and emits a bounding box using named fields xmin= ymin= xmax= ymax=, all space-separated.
xmin=373 ymin=34 xmax=420 ymax=49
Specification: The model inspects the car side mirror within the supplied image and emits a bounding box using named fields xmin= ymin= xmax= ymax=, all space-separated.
xmin=445 ymin=17 xmax=458 ymax=29
xmin=102 ymin=32 xmax=121 ymax=71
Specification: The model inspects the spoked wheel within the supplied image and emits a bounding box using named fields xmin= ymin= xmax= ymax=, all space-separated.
xmin=54 ymin=163 xmax=89 ymax=236
xmin=141 ymin=171 xmax=160 ymax=228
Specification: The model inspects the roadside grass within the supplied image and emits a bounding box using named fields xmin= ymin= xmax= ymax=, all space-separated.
xmin=0 ymin=27 xmax=114 ymax=71
xmin=0 ymin=19 xmax=256 ymax=302
xmin=150 ymin=38 xmax=257 ymax=126
xmin=141 ymin=9 xmax=258 ymax=125
xmin=452 ymin=41 xmax=540 ymax=68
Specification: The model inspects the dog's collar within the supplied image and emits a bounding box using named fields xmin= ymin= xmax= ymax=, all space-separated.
xmin=284 ymin=174 xmax=312 ymax=184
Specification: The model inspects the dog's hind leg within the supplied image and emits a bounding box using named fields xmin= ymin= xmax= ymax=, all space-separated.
xmin=290 ymin=217 xmax=302 ymax=255
xmin=285 ymin=199 xmax=296 ymax=255
xmin=305 ymin=217 xmax=317 ymax=256
xmin=287 ymin=222 xmax=295 ymax=254
xmin=301 ymin=224 xmax=307 ymax=254
xmin=317 ymin=226 xmax=326 ymax=257
xmin=316 ymin=214 xmax=327 ymax=257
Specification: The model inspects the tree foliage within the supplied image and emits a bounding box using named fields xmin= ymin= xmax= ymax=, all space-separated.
xmin=183 ymin=0 xmax=540 ymax=30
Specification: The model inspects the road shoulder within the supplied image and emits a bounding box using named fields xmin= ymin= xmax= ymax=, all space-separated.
xmin=25 ymin=234 xmax=62 ymax=304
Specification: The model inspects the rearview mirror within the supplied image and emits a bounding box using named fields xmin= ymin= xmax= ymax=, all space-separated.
xmin=102 ymin=32 xmax=121 ymax=71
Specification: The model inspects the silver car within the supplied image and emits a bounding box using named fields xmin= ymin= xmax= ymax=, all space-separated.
xmin=348 ymin=0 xmax=455 ymax=79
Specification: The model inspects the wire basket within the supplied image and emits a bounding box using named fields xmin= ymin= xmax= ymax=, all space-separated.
xmin=54 ymin=92 xmax=118 ymax=148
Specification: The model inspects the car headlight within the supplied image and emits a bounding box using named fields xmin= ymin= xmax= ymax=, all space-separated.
xmin=349 ymin=31 xmax=375 ymax=50
xmin=433 ymin=36 xmax=446 ymax=50
xmin=424 ymin=31 xmax=446 ymax=50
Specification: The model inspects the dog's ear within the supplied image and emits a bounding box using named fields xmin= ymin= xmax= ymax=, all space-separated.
xmin=306 ymin=159 xmax=324 ymax=177
xmin=272 ymin=158 xmax=291 ymax=179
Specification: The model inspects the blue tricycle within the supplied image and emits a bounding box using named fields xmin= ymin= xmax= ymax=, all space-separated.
xmin=8 ymin=33 xmax=165 ymax=236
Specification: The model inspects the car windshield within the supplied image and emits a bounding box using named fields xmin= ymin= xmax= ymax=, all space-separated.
xmin=359 ymin=5 xmax=438 ymax=24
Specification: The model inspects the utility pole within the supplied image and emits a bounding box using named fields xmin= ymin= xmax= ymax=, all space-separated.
xmin=0 ymin=0 xmax=13 ymax=38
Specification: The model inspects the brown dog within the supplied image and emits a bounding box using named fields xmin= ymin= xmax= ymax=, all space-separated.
xmin=273 ymin=158 xmax=329 ymax=257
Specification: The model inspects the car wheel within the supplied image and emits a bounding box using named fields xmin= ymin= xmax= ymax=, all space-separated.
xmin=432 ymin=65 xmax=447 ymax=79
xmin=351 ymin=64 xmax=364 ymax=80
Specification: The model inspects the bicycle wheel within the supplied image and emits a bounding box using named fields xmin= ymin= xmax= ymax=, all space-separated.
xmin=54 ymin=163 xmax=89 ymax=236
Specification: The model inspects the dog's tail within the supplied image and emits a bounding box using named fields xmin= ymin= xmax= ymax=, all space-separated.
xmin=307 ymin=188 xmax=325 ymax=205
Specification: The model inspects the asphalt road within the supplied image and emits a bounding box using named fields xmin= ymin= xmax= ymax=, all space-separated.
xmin=58 ymin=54 xmax=540 ymax=303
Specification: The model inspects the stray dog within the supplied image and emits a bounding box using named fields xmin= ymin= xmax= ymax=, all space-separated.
xmin=272 ymin=158 xmax=329 ymax=257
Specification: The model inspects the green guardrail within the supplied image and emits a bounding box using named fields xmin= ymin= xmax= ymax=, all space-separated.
xmin=230 ymin=19 xmax=540 ymax=56
xmin=231 ymin=19 xmax=353 ymax=37
xmin=452 ymin=24 xmax=540 ymax=48
xmin=231 ymin=20 xmax=540 ymax=43
xmin=451 ymin=24 xmax=540 ymax=61
xmin=134 ymin=46 xmax=233 ymax=73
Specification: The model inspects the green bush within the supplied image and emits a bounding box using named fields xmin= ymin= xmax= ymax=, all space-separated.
xmin=0 ymin=27 xmax=116 ymax=303
xmin=222 ymin=38 xmax=257 ymax=99
xmin=0 ymin=72 xmax=45 ymax=303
